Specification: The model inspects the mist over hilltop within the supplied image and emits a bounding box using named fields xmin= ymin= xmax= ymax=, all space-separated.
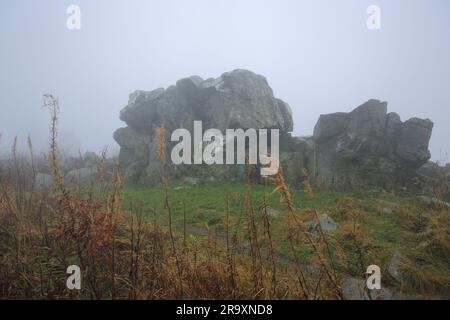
xmin=0 ymin=0 xmax=449 ymax=163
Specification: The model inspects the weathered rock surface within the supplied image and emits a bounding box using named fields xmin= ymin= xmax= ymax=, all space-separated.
xmin=312 ymin=99 xmax=433 ymax=189
xmin=114 ymin=69 xmax=293 ymax=184
xmin=65 ymin=167 xmax=97 ymax=183
xmin=119 ymin=70 xmax=293 ymax=133
xmin=61 ymin=151 xmax=101 ymax=173
xmin=419 ymin=161 xmax=450 ymax=180
xmin=114 ymin=70 xmax=434 ymax=189
xmin=387 ymin=251 xmax=404 ymax=282
xmin=418 ymin=161 xmax=450 ymax=197
xmin=418 ymin=196 xmax=450 ymax=209
xmin=260 ymin=207 xmax=281 ymax=218
xmin=305 ymin=214 xmax=338 ymax=233
xmin=341 ymin=277 xmax=393 ymax=300
xmin=60 ymin=151 xmax=115 ymax=184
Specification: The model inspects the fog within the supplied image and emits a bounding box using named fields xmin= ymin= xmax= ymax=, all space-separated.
xmin=1 ymin=0 xmax=449 ymax=162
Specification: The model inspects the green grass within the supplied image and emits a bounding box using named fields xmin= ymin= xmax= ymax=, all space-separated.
xmin=122 ymin=181 xmax=408 ymax=261
xmin=122 ymin=181 xmax=357 ymax=227
xmin=120 ymin=180 xmax=450 ymax=298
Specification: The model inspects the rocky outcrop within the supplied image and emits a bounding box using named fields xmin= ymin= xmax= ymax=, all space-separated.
xmin=65 ymin=167 xmax=97 ymax=184
xmin=61 ymin=151 xmax=115 ymax=184
xmin=418 ymin=161 xmax=450 ymax=181
xmin=114 ymin=70 xmax=433 ymax=189
xmin=341 ymin=277 xmax=393 ymax=300
xmin=114 ymin=69 xmax=293 ymax=184
xmin=312 ymin=99 xmax=433 ymax=189
xmin=119 ymin=70 xmax=293 ymax=133
xmin=305 ymin=214 xmax=339 ymax=233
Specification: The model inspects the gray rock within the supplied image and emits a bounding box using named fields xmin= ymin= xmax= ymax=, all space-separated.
xmin=61 ymin=151 xmax=105 ymax=174
xmin=418 ymin=195 xmax=433 ymax=205
xmin=418 ymin=195 xmax=450 ymax=209
xmin=118 ymin=69 xmax=293 ymax=133
xmin=341 ymin=277 xmax=393 ymax=300
xmin=383 ymin=112 xmax=402 ymax=152
xmin=65 ymin=167 xmax=97 ymax=183
xmin=260 ymin=207 xmax=280 ymax=218
xmin=114 ymin=69 xmax=294 ymax=184
xmin=387 ymin=251 xmax=404 ymax=282
xmin=279 ymin=134 xmax=315 ymax=185
xmin=312 ymin=99 xmax=433 ymax=189
xmin=396 ymin=118 xmax=433 ymax=166
xmin=61 ymin=157 xmax=84 ymax=173
xmin=313 ymin=112 xmax=349 ymax=143
xmin=114 ymin=126 xmax=152 ymax=183
xmin=418 ymin=161 xmax=450 ymax=180
xmin=305 ymin=214 xmax=338 ymax=233
xmin=182 ymin=177 xmax=199 ymax=185
xmin=83 ymin=151 xmax=100 ymax=167
xmin=347 ymin=99 xmax=387 ymax=141
xmin=114 ymin=70 xmax=433 ymax=189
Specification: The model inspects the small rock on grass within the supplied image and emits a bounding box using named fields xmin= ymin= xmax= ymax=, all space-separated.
xmin=341 ymin=277 xmax=393 ymax=300
xmin=418 ymin=195 xmax=450 ymax=209
xmin=387 ymin=251 xmax=404 ymax=282
xmin=260 ymin=207 xmax=280 ymax=218
xmin=182 ymin=177 xmax=199 ymax=185
xmin=305 ymin=214 xmax=338 ymax=233
xmin=173 ymin=186 xmax=190 ymax=191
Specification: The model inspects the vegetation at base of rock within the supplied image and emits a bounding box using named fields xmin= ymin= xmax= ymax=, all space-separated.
xmin=122 ymin=182 xmax=450 ymax=297
xmin=1 ymin=142 xmax=448 ymax=298
xmin=0 ymin=90 xmax=447 ymax=300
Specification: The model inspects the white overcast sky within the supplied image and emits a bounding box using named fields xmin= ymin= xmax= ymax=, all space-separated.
xmin=0 ymin=0 xmax=449 ymax=162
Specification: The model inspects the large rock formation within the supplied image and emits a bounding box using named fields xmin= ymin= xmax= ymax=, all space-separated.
xmin=311 ymin=99 xmax=433 ymax=188
xmin=114 ymin=69 xmax=293 ymax=184
xmin=114 ymin=70 xmax=433 ymax=189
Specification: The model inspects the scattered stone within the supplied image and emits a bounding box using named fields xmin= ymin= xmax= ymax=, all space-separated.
xmin=305 ymin=214 xmax=338 ymax=233
xmin=341 ymin=277 xmax=393 ymax=300
xmin=65 ymin=167 xmax=97 ymax=183
xmin=61 ymin=151 xmax=105 ymax=174
xmin=260 ymin=207 xmax=280 ymax=218
xmin=83 ymin=151 xmax=100 ymax=167
xmin=418 ymin=195 xmax=433 ymax=205
xmin=387 ymin=251 xmax=404 ymax=282
xmin=374 ymin=199 xmax=397 ymax=215
xmin=418 ymin=195 xmax=450 ymax=209
xmin=182 ymin=177 xmax=199 ymax=185
xmin=418 ymin=161 xmax=450 ymax=180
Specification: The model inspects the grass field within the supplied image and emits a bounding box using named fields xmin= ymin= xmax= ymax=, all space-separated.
xmin=122 ymin=181 xmax=450 ymax=298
